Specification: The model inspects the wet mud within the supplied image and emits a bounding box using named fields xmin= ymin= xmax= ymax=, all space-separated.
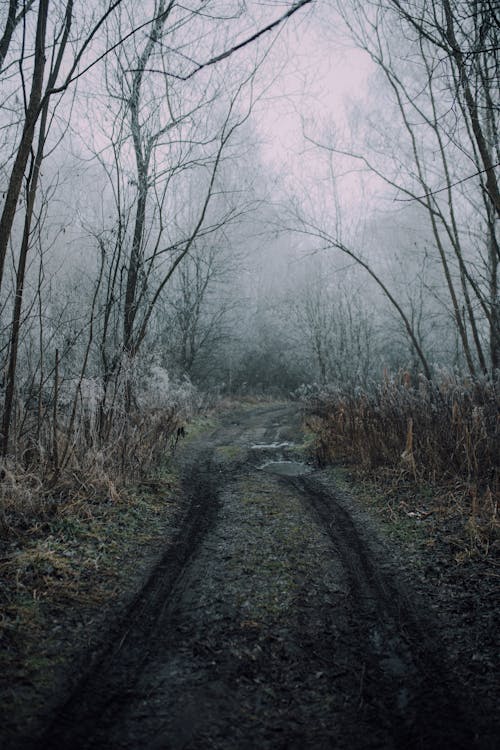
xmin=28 ymin=404 xmax=496 ymax=749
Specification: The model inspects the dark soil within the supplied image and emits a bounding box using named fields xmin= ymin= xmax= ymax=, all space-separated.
xmin=4 ymin=404 xmax=499 ymax=749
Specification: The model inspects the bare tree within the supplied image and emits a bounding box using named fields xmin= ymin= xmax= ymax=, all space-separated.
xmin=1 ymin=1 xmax=75 ymax=454
xmin=291 ymin=269 xmax=375 ymax=386
xmin=92 ymin=0 xmax=279 ymax=409
xmin=0 ymin=0 xmax=313 ymax=454
xmin=0 ymin=1 xmax=132 ymax=297
xmin=159 ymin=242 xmax=238 ymax=379
xmin=298 ymin=0 xmax=498 ymax=377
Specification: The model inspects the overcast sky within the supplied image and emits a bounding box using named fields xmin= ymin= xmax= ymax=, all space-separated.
xmin=253 ymin=12 xmax=375 ymax=182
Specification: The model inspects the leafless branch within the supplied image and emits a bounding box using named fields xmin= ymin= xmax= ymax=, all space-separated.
xmin=125 ymin=0 xmax=313 ymax=81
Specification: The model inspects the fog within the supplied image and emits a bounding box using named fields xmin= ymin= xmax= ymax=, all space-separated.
xmin=0 ymin=0 xmax=498 ymax=455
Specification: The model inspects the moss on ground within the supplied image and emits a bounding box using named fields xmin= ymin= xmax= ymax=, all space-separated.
xmin=324 ymin=464 xmax=499 ymax=567
xmin=0 ymin=462 xmax=181 ymax=725
xmin=184 ymin=414 xmax=219 ymax=441
xmin=328 ymin=465 xmax=430 ymax=547
xmin=214 ymin=444 xmax=244 ymax=462
xmin=220 ymin=475 xmax=343 ymax=622
xmin=294 ymin=427 xmax=317 ymax=459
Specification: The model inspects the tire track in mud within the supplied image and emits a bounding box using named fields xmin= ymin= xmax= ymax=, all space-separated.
xmin=35 ymin=406 xmax=289 ymax=749
xmin=36 ymin=445 xmax=223 ymax=750
xmin=291 ymin=473 xmax=475 ymax=750
xmin=36 ymin=404 xmax=483 ymax=749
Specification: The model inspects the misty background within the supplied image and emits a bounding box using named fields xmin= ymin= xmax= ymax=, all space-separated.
xmin=0 ymin=0 xmax=498 ymax=459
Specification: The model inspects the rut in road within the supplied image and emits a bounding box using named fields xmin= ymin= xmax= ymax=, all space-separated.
xmin=40 ymin=404 xmax=475 ymax=750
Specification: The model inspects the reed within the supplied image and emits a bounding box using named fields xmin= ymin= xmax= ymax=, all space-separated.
xmin=304 ymin=372 xmax=499 ymax=528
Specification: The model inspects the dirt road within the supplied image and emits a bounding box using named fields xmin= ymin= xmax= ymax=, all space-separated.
xmin=37 ymin=404 xmax=490 ymax=749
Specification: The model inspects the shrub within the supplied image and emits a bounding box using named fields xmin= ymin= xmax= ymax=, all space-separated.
xmin=304 ymin=372 xmax=499 ymax=509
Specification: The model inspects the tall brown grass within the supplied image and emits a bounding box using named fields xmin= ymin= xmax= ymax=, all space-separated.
xmin=0 ymin=406 xmax=184 ymax=540
xmin=304 ymin=372 xmax=499 ymax=523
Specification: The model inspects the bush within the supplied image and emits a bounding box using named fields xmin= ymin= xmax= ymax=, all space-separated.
xmin=304 ymin=372 xmax=499 ymax=501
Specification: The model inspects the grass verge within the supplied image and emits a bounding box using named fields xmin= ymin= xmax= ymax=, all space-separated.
xmin=0 ymin=458 xmax=183 ymax=742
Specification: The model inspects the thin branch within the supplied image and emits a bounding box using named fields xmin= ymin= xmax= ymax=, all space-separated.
xmin=0 ymin=0 xmax=35 ymax=71
xmin=394 ymin=165 xmax=500 ymax=204
xmin=125 ymin=0 xmax=313 ymax=81
xmin=43 ymin=1 xmax=175 ymax=100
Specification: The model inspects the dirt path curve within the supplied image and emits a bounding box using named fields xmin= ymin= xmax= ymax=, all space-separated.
xmin=39 ymin=404 xmax=482 ymax=749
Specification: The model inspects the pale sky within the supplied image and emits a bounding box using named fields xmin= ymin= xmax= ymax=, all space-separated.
xmin=252 ymin=16 xmax=375 ymax=181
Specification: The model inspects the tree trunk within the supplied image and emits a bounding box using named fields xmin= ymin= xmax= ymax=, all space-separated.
xmin=0 ymin=0 xmax=49 ymax=296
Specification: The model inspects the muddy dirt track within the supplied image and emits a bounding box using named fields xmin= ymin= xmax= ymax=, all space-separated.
xmin=34 ymin=404 xmax=493 ymax=749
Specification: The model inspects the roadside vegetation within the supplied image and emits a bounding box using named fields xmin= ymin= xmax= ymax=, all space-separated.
xmin=0 ymin=381 xmax=198 ymax=733
xmin=0 ymin=384 xmax=272 ymax=736
xmin=0 ymin=0 xmax=498 ymax=742
xmin=303 ymin=372 xmax=499 ymax=557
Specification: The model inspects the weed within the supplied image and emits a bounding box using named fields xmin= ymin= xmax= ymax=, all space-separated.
xmin=215 ymin=445 xmax=243 ymax=461
xmin=304 ymin=373 xmax=499 ymax=552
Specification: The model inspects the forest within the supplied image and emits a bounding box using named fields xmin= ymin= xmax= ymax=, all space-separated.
xmin=0 ymin=1 xmax=498 ymax=748
xmin=0 ymin=0 xmax=498 ymax=486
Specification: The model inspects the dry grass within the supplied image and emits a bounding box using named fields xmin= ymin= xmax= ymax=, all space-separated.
xmin=1 ymin=406 xmax=183 ymax=536
xmin=0 ymin=404 xmax=186 ymax=706
xmin=0 ymin=468 xmax=180 ymax=708
xmin=304 ymin=373 xmax=499 ymax=551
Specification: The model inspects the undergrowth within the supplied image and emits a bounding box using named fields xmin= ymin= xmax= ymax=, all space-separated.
xmin=302 ymin=372 xmax=499 ymax=556
xmin=0 ymin=468 xmax=179 ymax=671
xmin=0 ymin=404 xmax=188 ymax=539
xmin=0 ymin=398 xmax=192 ymax=711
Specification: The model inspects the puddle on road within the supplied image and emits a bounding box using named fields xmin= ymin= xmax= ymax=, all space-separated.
xmin=251 ymin=441 xmax=312 ymax=477
xmin=252 ymin=441 xmax=312 ymax=476
xmin=251 ymin=442 xmax=294 ymax=450
xmin=259 ymin=460 xmax=312 ymax=477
